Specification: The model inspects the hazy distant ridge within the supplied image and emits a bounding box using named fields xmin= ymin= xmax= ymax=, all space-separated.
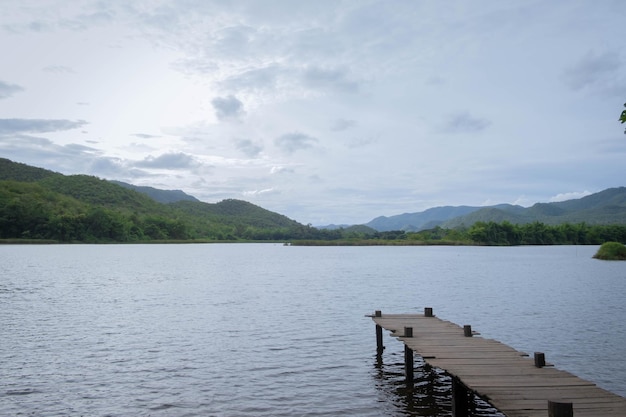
xmin=110 ymin=180 xmax=200 ymax=204
xmin=363 ymin=188 xmax=626 ymax=231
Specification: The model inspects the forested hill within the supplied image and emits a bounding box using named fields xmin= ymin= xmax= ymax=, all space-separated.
xmin=0 ymin=158 xmax=330 ymax=242
xmin=110 ymin=180 xmax=200 ymax=204
xmin=0 ymin=157 xmax=61 ymax=181
xmin=442 ymin=187 xmax=626 ymax=229
xmin=363 ymin=188 xmax=626 ymax=231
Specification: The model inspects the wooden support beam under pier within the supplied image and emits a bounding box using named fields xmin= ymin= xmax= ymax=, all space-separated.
xmin=371 ymin=309 xmax=626 ymax=417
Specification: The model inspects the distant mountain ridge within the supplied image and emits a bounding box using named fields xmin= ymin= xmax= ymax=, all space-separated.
xmin=442 ymin=187 xmax=626 ymax=229
xmin=362 ymin=188 xmax=626 ymax=231
xmin=364 ymin=204 xmax=523 ymax=231
xmin=3 ymin=157 xmax=626 ymax=235
xmin=110 ymin=180 xmax=200 ymax=204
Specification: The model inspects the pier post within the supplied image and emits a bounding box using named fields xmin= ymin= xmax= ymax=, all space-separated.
xmin=376 ymin=325 xmax=384 ymax=355
xmin=452 ymin=377 xmax=470 ymax=417
xmin=375 ymin=310 xmax=384 ymax=355
xmin=404 ymin=345 xmax=414 ymax=384
xmin=404 ymin=326 xmax=413 ymax=338
xmin=463 ymin=325 xmax=472 ymax=337
xmin=548 ymin=400 xmax=573 ymax=417
xmin=424 ymin=307 xmax=433 ymax=317
xmin=403 ymin=326 xmax=414 ymax=384
xmin=535 ymin=352 xmax=546 ymax=368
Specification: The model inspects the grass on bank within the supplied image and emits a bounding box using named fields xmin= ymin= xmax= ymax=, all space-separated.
xmin=593 ymin=241 xmax=626 ymax=260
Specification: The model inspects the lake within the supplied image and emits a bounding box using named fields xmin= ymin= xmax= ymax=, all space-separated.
xmin=1 ymin=244 xmax=625 ymax=416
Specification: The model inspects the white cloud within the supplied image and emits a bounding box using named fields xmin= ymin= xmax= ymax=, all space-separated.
xmin=274 ymin=132 xmax=318 ymax=154
xmin=132 ymin=133 xmax=160 ymax=139
xmin=1 ymin=1 xmax=625 ymax=224
xmin=235 ymin=139 xmax=263 ymax=158
xmin=0 ymin=118 xmax=87 ymax=134
xmin=563 ymin=51 xmax=623 ymax=94
xmin=270 ymin=165 xmax=293 ymax=174
xmin=0 ymin=80 xmax=24 ymax=98
xmin=302 ymin=66 xmax=359 ymax=93
xmin=211 ymin=95 xmax=245 ymax=121
xmin=441 ymin=112 xmax=491 ymax=134
xmin=42 ymin=65 xmax=75 ymax=74
xmin=243 ymin=187 xmax=277 ymax=196
xmin=330 ymin=118 xmax=356 ymax=132
xmin=135 ymin=152 xmax=196 ymax=169
xmin=548 ymin=191 xmax=593 ymax=203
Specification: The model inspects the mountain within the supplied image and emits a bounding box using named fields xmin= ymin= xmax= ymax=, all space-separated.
xmin=170 ymin=199 xmax=300 ymax=229
xmin=0 ymin=157 xmax=60 ymax=181
xmin=363 ymin=188 xmax=626 ymax=231
xmin=364 ymin=205 xmax=513 ymax=231
xmin=110 ymin=180 xmax=200 ymax=204
xmin=442 ymin=187 xmax=626 ymax=228
xmin=0 ymin=158 xmax=319 ymax=242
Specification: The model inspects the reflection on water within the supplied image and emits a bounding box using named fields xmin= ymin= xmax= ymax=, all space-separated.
xmin=372 ymin=345 xmax=505 ymax=417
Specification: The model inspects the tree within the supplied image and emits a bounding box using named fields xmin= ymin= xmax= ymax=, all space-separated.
xmin=621 ymin=103 xmax=626 ymax=134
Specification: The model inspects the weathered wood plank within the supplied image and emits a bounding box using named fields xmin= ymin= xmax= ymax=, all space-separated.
xmin=372 ymin=312 xmax=626 ymax=417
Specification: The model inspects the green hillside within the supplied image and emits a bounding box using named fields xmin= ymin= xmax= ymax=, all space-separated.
xmin=3 ymin=158 xmax=626 ymax=245
xmin=0 ymin=158 xmax=326 ymax=242
xmin=110 ymin=180 xmax=200 ymax=204
xmin=441 ymin=188 xmax=626 ymax=229
xmin=0 ymin=157 xmax=60 ymax=182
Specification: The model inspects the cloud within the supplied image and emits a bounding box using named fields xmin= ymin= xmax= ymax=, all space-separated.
xmin=548 ymin=190 xmax=592 ymax=203
xmin=59 ymin=10 xmax=115 ymax=31
xmin=0 ymin=81 xmax=24 ymax=99
xmin=274 ymin=132 xmax=318 ymax=154
xmin=132 ymin=133 xmax=160 ymax=139
xmin=235 ymin=139 xmax=263 ymax=157
xmin=0 ymin=134 xmax=117 ymax=177
xmin=563 ymin=51 xmax=622 ymax=92
xmin=0 ymin=118 xmax=88 ymax=134
xmin=220 ymin=65 xmax=283 ymax=91
xmin=42 ymin=65 xmax=75 ymax=74
xmin=441 ymin=112 xmax=491 ymax=134
xmin=243 ymin=187 xmax=277 ymax=196
xmin=213 ymin=24 xmax=257 ymax=56
xmin=211 ymin=95 xmax=245 ymax=121
xmin=89 ymin=157 xmax=153 ymax=179
xmin=135 ymin=152 xmax=196 ymax=169
xmin=302 ymin=66 xmax=359 ymax=93
xmin=64 ymin=143 xmax=100 ymax=154
xmin=330 ymin=118 xmax=356 ymax=131
xmin=270 ymin=165 xmax=294 ymax=174
xmin=220 ymin=64 xmax=359 ymax=99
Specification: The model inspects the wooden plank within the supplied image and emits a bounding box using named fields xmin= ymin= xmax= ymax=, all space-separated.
xmin=372 ymin=312 xmax=626 ymax=417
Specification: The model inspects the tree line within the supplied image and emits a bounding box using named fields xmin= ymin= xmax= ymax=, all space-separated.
xmin=0 ymin=180 xmax=343 ymax=242
xmin=2 ymin=177 xmax=626 ymax=244
xmin=405 ymin=221 xmax=626 ymax=245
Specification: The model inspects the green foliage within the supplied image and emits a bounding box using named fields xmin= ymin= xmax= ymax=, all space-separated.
xmin=0 ymin=159 xmax=343 ymax=242
xmin=110 ymin=180 xmax=199 ymax=203
xmin=466 ymin=221 xmax=626 ymax=246
xmin=39 ymin=175 xmax=171 ymax=214
xmin=441 ymin=187 xmax=626 ymax=229
xmin=3 ymin=158 xmax=626 ymax=245
xmin=593 ymin=242 xmax=626 ymax=260
xmin=0 ymin=158 xmax=60 ymax=182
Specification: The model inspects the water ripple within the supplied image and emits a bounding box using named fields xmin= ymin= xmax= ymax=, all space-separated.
xmin=1 ymin=244 xmax=623 ymax=416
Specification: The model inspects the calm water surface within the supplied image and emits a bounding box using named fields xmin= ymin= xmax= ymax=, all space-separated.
xmin=1 ymin=244 xmax=625 ymax=416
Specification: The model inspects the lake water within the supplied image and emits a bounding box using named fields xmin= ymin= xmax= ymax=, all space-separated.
xmin=1 ymin=244 xmax=625 ymax=416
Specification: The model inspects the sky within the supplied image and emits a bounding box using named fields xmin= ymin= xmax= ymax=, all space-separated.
xmin=1 ymin=0 xmax=625 ymax=226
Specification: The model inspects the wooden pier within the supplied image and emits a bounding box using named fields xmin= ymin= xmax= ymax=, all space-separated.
xmin=371 ymin=309 xmax=626 ymax=417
